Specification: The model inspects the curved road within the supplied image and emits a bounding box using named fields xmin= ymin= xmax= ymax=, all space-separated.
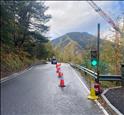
xmin=1 ymin=63 xmax=105 ymax=115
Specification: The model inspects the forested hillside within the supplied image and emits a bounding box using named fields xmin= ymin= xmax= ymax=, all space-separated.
xmin=52 ymin=32 xmax=97 ymax=49
xmin=1 ymin=1 xmax=54 ymax=78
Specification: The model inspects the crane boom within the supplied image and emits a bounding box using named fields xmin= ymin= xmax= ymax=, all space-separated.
xmin=87 ymin=0 xmax=123 ymax=35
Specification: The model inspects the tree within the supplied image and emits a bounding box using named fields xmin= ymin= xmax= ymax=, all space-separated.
xmin=15 ymin=1 xmax=51 ymax=48
xmin=1 ymin=0 xmax=52 ymax=58
xmin=1 ymin=1 xmax=16 ymax=46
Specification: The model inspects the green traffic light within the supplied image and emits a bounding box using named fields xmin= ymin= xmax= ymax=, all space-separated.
xmin=91 ymin=60 xmax=97 ymax=66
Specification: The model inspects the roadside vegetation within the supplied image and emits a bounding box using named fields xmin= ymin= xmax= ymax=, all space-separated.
xmin=1 ymin=1 xmax=54 ymax=78
xmin=53 ymin=17 xmax=124 ymax=75
xmin=1 ymin=1 xmax=123 ymax=82
xmin=52 ymin=15 xmax=124 ymax=87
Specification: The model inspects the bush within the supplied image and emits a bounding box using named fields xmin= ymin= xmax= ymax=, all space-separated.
xmin=1 ymin=51 xmax=35 ymax=78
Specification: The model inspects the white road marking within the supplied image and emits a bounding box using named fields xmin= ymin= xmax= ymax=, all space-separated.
xmin=70 ymin=65 xmax=109 ymax=115
xmin=1 ymin=67 xmax=32 ymax=83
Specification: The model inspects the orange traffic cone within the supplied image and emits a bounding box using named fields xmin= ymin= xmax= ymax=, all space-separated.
xmin=56 ymin=67 xmax=61 ymax=73
xmin=59 ymin=77 xmax=65 ymax=87
xmin=56 ymin=64 xmax=59 ymax=68
xmin=56 ymin=63 xmax=61 ymax=68
xmin=58 ymin=72 xmax=63 ymax=78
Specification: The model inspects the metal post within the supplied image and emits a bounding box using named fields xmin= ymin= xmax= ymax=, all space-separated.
xmin=97 ymin=23 xmax=100 ymax=83
xmin=121 ymin=64 xmax=124 ymax=86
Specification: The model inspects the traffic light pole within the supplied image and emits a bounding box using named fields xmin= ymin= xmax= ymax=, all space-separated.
xmin=96 ymin=23 xmax=100 ymax=83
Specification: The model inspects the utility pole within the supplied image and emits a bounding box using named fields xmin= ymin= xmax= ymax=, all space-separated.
xmin=97 ymin=23 xmax=100 ymax=83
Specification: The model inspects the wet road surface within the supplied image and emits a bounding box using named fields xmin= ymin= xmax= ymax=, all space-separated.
xmin=1 ymin=63 xmax=105 ymax=115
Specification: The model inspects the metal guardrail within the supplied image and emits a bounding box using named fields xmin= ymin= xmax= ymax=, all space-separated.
xmin=72 ymin=64 xmax=97 ymax=79
xmin=70 ymin=63 xmax=122 ymax=81
xmin=99 ymin=75 xmax=121 ymax=81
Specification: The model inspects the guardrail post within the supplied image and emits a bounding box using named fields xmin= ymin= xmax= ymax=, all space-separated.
xmin=121 ymin=64 xmax=124 ymax=86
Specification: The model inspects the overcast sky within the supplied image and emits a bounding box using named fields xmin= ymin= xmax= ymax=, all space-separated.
xmin=45 ymin=1 xmax=124 ymax=40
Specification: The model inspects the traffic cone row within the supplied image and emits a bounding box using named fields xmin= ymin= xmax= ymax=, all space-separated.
xmin=55 ymin=63 xmax=65 ymax=87
xmin=55 ymin=63 xmax=100 ymax=100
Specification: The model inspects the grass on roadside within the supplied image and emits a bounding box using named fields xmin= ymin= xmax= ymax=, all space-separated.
xmin=1 ymin=50 xmax=39 ymax=78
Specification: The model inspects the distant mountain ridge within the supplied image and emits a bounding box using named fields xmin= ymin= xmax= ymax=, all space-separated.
xmin=51 ymin=32 xmax=97 ymax=51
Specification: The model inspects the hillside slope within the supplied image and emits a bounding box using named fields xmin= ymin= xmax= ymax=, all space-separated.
xmin=52 ymin=32 xmax=97 ymax=51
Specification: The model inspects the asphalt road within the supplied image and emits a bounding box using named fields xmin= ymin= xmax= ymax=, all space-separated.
xmin=1 ymin=63 xmax=105 ymax=115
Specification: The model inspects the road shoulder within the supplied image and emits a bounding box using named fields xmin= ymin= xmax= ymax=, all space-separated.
xmin=0 ymin=61 xmax=48 ymax=83
xmin=102 ymin=87 xmax=124 ymax=115
xmin=69 ymin=65 xmax=109 ymax=115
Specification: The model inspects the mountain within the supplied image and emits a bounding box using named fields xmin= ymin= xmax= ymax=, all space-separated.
xmin=51 ymin=32 xmax=124 ymax=73
xmin=52 ymin=32 xmax=97 ymax=51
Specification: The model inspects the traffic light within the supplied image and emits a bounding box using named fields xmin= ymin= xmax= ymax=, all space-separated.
xmin=91 ymin=50 xmax=98 ymax=66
